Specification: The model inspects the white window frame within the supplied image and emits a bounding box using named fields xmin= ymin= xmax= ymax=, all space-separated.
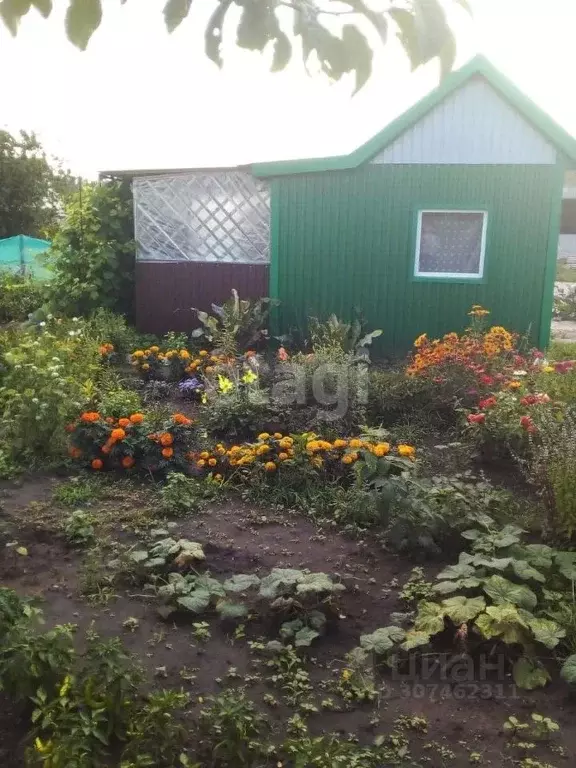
xmin=414 ymin=209 xmax=488 ymax=280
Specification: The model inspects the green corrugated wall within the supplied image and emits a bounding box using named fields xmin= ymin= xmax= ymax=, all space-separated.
xmin=271 ymin=164 xmax=559 ymax=354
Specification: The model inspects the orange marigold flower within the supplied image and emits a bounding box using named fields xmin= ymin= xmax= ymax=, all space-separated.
xmin=91 ymin=459 xmax=103 ymax=470
xmin=333 ymin=439 xmax=347 ymax=449
xmin=373 ymin=442 xmax=390 ymax=457
xmin=111 ymin=428 xmax=126 ymax=442
xmin=257 ymin=432 xmax=270 ymax=441
xmin=118 ymin=418 xmax=131 ymax=428
xmin=197 ymin=459 xmax=206 ymax=467
xmin=256 ymin=444 xmax=270 ymax=455
xmin=279 ymin=437 xmax=294 ymax=449
xmin=278 ymin=452 xmax=289 ymax=461
xmin=173 ymin=413 xmax=192 ymax=425
xmin=162 ymin=447 xmax=174 ymax=458
xmin=200 ymin=451 xmax=210 ymax=459
xmin=264 ymin=461 xmax=277 ymax=472
xmin=105 ymin=417 xmax=115 ymax=424
xmin=397 ymin=444 xmax=416 ymax=459
xmin=101 ymin=444 xmax=111 ymax=454
xmin=159 ymin=432 xmax=174 ymax=446
xmin=349 ymin=438 xmax=363 ymax=449
xmin=150 ymin=345 xmax=160 ymax=353
xmin=208 ymin=458 xmax=217 ymax=467
xmin=341 ymin=453 xmax=357 ymax=465
xmin=69 ymin=446 xmax=82 ymax=459
xmin=122 ymin=456 xmax=135 ymax=468
xmin=80 ymin=411 xmax=100 ymax=423
xmin=130 ymin=413 xmax=144 ymax=424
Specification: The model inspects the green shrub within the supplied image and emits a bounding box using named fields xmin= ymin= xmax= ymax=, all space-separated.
xmin=192 ymin=289 xmax=278 ymax=356
xmin=46 ymin=181 xmax=135 ymax=318
xmin=0 ymin=271 xmax=43 ymax=323
xmin=547 ymin=341 xmax=576 ymax=362
xmin=0 ymin=319 xmax=101 ymax=463
xmin=160 ymin=472 xmax=222 ymax=516
xmin=367 ymin=368 xmax=454 ymax=426
xmin=86 ymin=308 xmax=140 ymax=355
xmin=98 ymin=384 xmax=143 ymax=419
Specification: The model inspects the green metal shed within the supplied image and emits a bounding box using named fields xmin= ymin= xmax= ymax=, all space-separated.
xmin=253 ymin=55 xmax=576 ymax=353
xmin=126 ymin=55 xmax=576 ymax=351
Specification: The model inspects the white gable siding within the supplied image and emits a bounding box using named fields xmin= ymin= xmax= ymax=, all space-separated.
xmin=371 ymin=77 xmax=557 ymax=166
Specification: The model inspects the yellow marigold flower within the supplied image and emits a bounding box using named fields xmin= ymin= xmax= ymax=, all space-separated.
xmin=543 ymin=365 xmax=555 ymax=373
xmin=150 ymin=345 xmax=160 ymax=353
xmin=279 ymin=437 xmax=294 ymax=449
xmin=273 ymin=432 xmax=283 ymax=439
xmin=144 ymin=349 xmax=151 ymax=356
xmin=264 ymin=461 xmax=277 ymax=472
xmin=258 ymin=432 xmax=270 ymax=440
xmin=397 ymin=444 xmax=416 ymax=459
xmin=179 ymin=349 xmax=191 ymax=359
xmin=333 ymin=439 xmax=348 ymax=449
xmin=216 ymin=445 xmax=226 ymax=455
xmin=341 ymin=669 xmax=352 ymax=682
xmin=200 ymin=451 xmax=210 ymax=459
xmin=228 ymin=445 xmax=242 ymax=455
xmin=507 ymin=380 xmax=522 ymax=390
xmin=349 ymin=438 xmax=363 ymax=449
xmin=199 ymin=350 xmax=208 ymax=357
xmin=132 ymin=350 xmax=145 ymax=358
xmin=373 ymin=442 xmax=391 ymax=457
xmin=342 ymin=453 xmax=358 ymax=465
xmin=197 ymin=459 xmax=206 ymax=467
xmin=208 ymin=458 xmax=217 ymax=466
xmin=210 ymin=355 xmax=219 ymax=363
xmin=257 ymin=444 xmax=271 ymax=455
xmin=310 ymin=455 xmax=323 ymax=468
xmin=414 ymin=333 xmax=427 ymax=348
xmin=278 ymin=452 xmax=289 ymax=461
xmin=142 ymin=363 xmax=150 ymax=371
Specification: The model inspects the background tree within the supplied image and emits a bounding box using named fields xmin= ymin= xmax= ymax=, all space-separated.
xmin=0 ymin=129 xmax=76 ymax=240
xmin=1 ymin=0 xmax=471 ymax=92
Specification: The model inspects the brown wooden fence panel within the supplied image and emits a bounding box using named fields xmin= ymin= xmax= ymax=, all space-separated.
xmin=135 ymin=262 xmax=270 ymax=335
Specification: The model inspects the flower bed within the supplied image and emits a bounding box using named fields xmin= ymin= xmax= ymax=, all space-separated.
xmin=67 ymin=411 xmax=196 ymax=473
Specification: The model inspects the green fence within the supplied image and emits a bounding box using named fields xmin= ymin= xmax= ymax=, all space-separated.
xmin=0 ymin=235 xmax=52 ymax=280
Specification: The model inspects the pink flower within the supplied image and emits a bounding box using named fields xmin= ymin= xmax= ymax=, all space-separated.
xmin=277 ymin=347 xmax=289 ymax=362
xmin=467 ymin=413 xmax=486 ymax=424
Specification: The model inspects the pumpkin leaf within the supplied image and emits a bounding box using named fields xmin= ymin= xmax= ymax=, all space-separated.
xmin=223 ymin=574 xmax=260 ymax=593
xmin=176 ymin=590 xmax=211 ymax=613
xmin=294 ymin=627 xmax=320 ymax=647
xmin=483 ymin=575 xmax=537 ymax=610
xmin=560 ymin=654 xmax=576 ymax=684
xmin=414 ymin=602 xmax=445 ymax=635
xmin=512 ymin=657 xmax=550 ymax=690
xmin=400 ymin=630 xmax=431 ymax=651
xmin=360 ymin=626 xmax=406 ymax=654
xmin=216 ymin=601 xmax=248 ymax=620
xmin=527 ymin=617 xmax=565 ymax=649
xmin=510 ymin=559 xmax=545 ymax=584
xmin=474 ymin=603 xmax=529 ymax=646
xmin=441 ymin=595 xmax=485 ymax=625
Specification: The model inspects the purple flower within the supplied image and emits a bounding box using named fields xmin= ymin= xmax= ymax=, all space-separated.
xmin=179 ymin=377 xmax=203 ymax=393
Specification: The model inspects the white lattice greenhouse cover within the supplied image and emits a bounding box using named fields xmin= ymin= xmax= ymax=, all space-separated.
xmin=133 ymin=171 xmax=270 ymax=263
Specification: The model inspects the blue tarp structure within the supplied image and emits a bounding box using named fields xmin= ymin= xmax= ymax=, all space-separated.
xmin=0 ymin=235 xmax=52 ymax=280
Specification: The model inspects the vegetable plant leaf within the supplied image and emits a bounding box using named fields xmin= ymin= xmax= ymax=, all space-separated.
xmin=259 ymin=568 xmax=303 ymax=599
xmin=360 ymin=626 xmax=406 ymax=654
xmin=294 ymin=627 xmax=320 ymax=647
xmin=296 ymin=572 xmax=345 ymax=595
xmin=527 ymin=617 xmax=565 ymax=649
xmin=223 ymin=574 xmax=260 ymax=593
xmin=474 ymin=603 xmax=529 ymax=646
xmin=435 ymin=561 xmax=476 ymax=581
xmin=414 ymin=602 xmax=445 ymax=635
xmin=510 ymin=559 xmax=545 ymax=584
xmin=512 ymin=657 xmax=550 ymax=690
xmin=130 ymin=550 xmax=149 ymax=563
xmin=483 ymin=575 xmax=537 ymax=610
xmin=177 ymin=590 xmax=211 ymax=613
xmin=441 ymin=595 xmax=485 ymax=625
xmin=216 ymin=601 xmax=248 ymax=619
xmin=560 ymin=654 xmax=576 ymax=684
xmin=400 ymin=630 xmax=431 ymax=651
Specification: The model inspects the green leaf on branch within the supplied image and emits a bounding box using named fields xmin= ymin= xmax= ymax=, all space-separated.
xmin=65 ymin=0 xmax=102 ymax=51
xmin=527 ymin=617 xmax=565 ymax=649
xmin=560 ymin=654 xmax=576 ymax=684
xmin=474 ymin=603 xmax=529 ymax=646
xmin=176 ymin=590 xmax=212 ymax=613
xmin=441 ymin=595 xmax=485 ymax=624
xmin=163 ymin=0 xmax=192 ymax=33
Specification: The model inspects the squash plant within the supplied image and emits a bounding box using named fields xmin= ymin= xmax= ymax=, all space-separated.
xmin=360 ymin=524 xmax=576 ymax=689
xmin=154 ymin=567 xmax=345 ymax=645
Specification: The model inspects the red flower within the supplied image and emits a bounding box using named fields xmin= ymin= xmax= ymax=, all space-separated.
xmin=520 ymin=395 xmax=538 ymax=406
xmin=467 ymin=413 xmax=486 ymax=424
xmin=479 ymin=375 xmax=494 ymax=386
xmin=520 ymin=415 xmax=536 ymax=432
xmin=478 ymin=397 xmax=497 ymax=409
xmin=554 ymin=361 xmax=574 ymax=374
